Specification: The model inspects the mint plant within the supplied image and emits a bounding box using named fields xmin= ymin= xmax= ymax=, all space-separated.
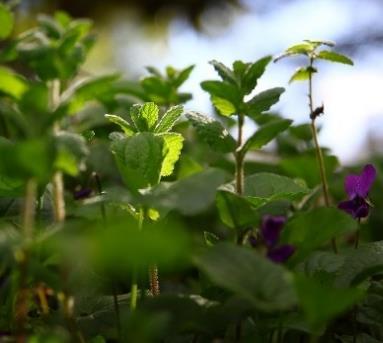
xmin=275 ymin=39 xmax=354 ymax=253
xmin=1 ymin=5 xmax=383 ymax=343
xmin=106 ymin=102 xmax=185 ymax=307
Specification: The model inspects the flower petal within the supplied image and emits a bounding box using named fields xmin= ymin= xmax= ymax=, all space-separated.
xmin=338 ymin=196 xmax=370 ymax=219
xmin=345 ymin=164 xmax=376 ymax=198
xmin=267 ymin=245 xmax=295 ymax=263
xmin=261 ymin=215 xmax=286 ymax=247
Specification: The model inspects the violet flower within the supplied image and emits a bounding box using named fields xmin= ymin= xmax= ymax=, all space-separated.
xmin=338 ymin=164 xmax=376 ymax=219
xmin=250 ymin=215 xmax=295 ymax=263
xmin=73 ymin=188 xmax=92 ymax=200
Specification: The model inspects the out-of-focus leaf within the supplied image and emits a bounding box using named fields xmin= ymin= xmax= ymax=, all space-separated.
xmin=241 ymin=56 xmax=272 ymax=94
xmin=294 ymin=273 xmax=364 ymax=329
xmin=281 ymin=153 xmax=339 ymax=188
xmin=241 ymin=118 xmax=292 ymax=153
xmin=0 ymin=3 xmax=14 ymax=39
xmin=204 ymin=231 xmax=220 ymax=246
xmin=289 ymin=66 xmax=317 ymax=83
xmin=316 ymin=50 xmax=354 ymax=65
xmin=216 ymin=190 xmax=259 ymax=229
xmin=194 ymin=243 xmax=297 ymax=311
xmin=186 ymin=111 xmax=236 ymax=153
xmin=336 ymin=242 xmax=383 ymax=288
xmin=146 ymin=168 xmax=229 ymax=215
xmin=246 ymin=87 xmax=285 ymax=118
xmin=281 ymin=208 xmax=358 ymax=263
xmin=200 ymin=80 xmax=241 ymax=107
xmin=243 ymin=172 xmax=309 ymax=203
xmin=105 ymin=114 xmax=135 ymax=136
xmin=54 ymin=132 xmax=89 ymax=176
xmin=209 ymin=60 xmax=237 ymax=84
xmin=211 ymin=96 xmax=236 ymax=116
xmin=0 ymin=67 xmax=27 ymax=99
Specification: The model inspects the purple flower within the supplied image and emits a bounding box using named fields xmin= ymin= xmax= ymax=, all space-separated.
xmin=249 ymin=215 xmax=295 ymax=263
xmin=338 ymin=164 xmax=376 ymax=219
xmin=267 ymin=245 xmax=296 ymax=263
xmin=261 ymin=215 xmax=286 ymax=247
xmin=73 ymin=188 xmax=92 ymax=200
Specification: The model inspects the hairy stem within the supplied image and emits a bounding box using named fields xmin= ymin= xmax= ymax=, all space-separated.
xmin=235 ymin=113 xmax=245 ymax=196
xmin=130 ymin=207 xmax=144 ymax=311
xmin=149 ymin=264 xmax=160 ymax=296
xmin=49 ymin=80 xmax=66 ymax=223
xmin=308 ymin=59 xmax=337 ymax=254
xmin=15 ymin=178 xmax=37 ymax=342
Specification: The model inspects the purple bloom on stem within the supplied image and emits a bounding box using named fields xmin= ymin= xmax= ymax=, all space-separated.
xmin=261 ymin=215 xmax=287 ymax=247
xmin=338 ymin=164 xmax=376 ymax=219
xmin=73 ymin=188 xmax=92 ymax=200
xmin=267 ymin=245 xmax=295 ymax=263
xmin=251 ymin=215 xmax=295 ymax=263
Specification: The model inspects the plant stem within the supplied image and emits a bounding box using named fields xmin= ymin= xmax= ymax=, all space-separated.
xmin=49 ymin=79 xmax=66 ymax=223
xmin=93 ymin=173 xmax=121 ymax=337
xmin=149 ymin=264 xmax=160 ymax=296
xmin=355 ymin=218 xmax=361 ymax=249
xmin=15 ymin=178 xmax=37 ymax=342
xmin=130 ymin=207 xmax=144 ymax=311
xmin=235 ymin=113 xmax=245 ymax=196
xmin=308 ymin=59 xmax=337 ymax=254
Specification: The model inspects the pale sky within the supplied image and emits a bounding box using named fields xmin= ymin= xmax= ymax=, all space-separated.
xmin=104 ymin=0 xmax=383 ymax=164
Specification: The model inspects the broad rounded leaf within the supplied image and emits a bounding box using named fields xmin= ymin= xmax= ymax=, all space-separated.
xmin=194 ymin=243 xmax=297 ymax=311
xmin=281 ymin=208 xmax=358 ymax=263
xmin=242 ymin=118 xmax=292 ymax=153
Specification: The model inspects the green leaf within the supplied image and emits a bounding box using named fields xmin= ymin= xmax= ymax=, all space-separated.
xmin=281 ymin=153 xmax=339 ymax=188
xmin=289 ymin=66 xmax=317 ymax=83
xmin=0 ymin=67 xmax=28 ymax=99
xmin=200 ymin=80 xmax=241 ymax=107
xmin=0 ymin=138 xmax=55 ymax=182
xmin=204 ymin=231 xmax=220 ymax=247
xmin=194 ymin=243 xmax=297 ymax=311
xmin=316 ymin=50 xmax=354 ymax=65
xmin=209 ymin=60 xmax=237 ymax=84
xmin=186 ymin=111 xmax=236 ymax=153
xmin=294 ymin=273 xmax=364 ymax=329
xmin=173 ymin=65 xmax=194 ymax=88
xmin=0 ymin=3 xmax=14 ymax=40
xmin=241 ymin=119 xmax=292 ymax=153
xmin=105 ymin=114 xmax=135 ymax=136
xmin=111 ymin=132 xmax=164 ymax=191
xmin=154 ymin=105 xmax=183 ymax=133
xmin=62 ymin=74 xmax=120 ymax=115
xmin=241 ymin=56 xmax=272 ymax=94
xmin=216 ymin=190 xmax=260 ymax=229
xmin=281 ymin=208 xmax=358 ymax=263
xmin=275 ymin=42 xmax=314 ymax=62
xmin=246 ymin=87 xmax=285 ymax=117
xmin=335 ymin=242 xmax=383 ymax=288
xmin=146 ymin=168 xmax=229 ymax=215
xmin=140 ymin=102 xmax=159 ymax=131
xmin=243 ymin=172 xmax=309 ymax=203
xmin=54 ymin=132 xmax=89 ymax=176
xmin=0 ymin=174 xmax=23 ymax=197
xmin=211 ymin=96 xmax=236 ymax=116
xmin=159 ymin=133 xmax=184 ymax=177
